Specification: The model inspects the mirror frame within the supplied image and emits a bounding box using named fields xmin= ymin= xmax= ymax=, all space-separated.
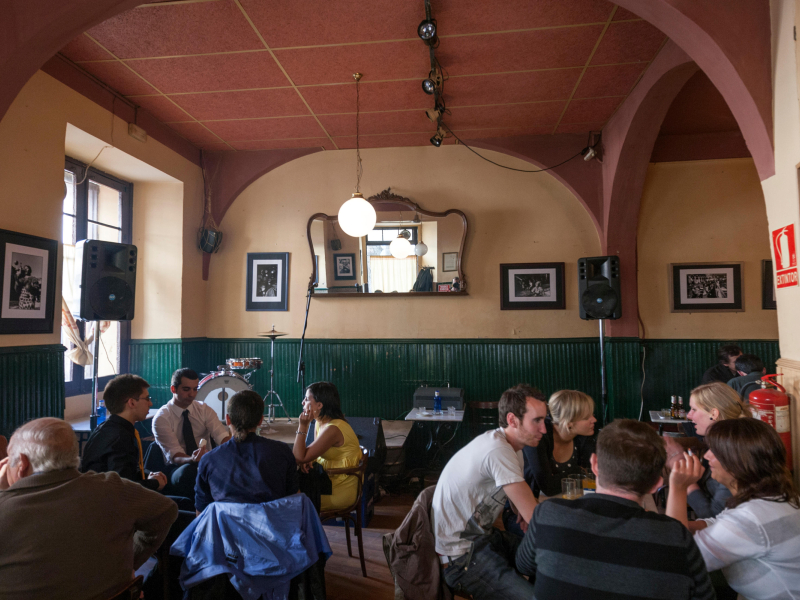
xmin=307 ymin=188 xmax=468 ymax=296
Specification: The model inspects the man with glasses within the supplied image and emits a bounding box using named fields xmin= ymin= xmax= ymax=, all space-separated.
xmin=153 ymin=368 xmax=231 ymax=500
xmin=81 ymin=374 xmax=167 ymax=492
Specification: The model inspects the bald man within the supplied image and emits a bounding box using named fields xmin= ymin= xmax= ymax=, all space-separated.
xmin=0 ymin=418 xmax=177 ymax=600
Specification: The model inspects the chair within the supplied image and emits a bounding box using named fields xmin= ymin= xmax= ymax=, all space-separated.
xmin=469 ymin=401 xmax=499 ymax=437
xmin=106 ymin=575 xmax=144 ymax=600
xmin=319 ymin=447 xmax=369 ymax=578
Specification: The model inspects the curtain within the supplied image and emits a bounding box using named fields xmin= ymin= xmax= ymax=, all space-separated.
xmin=61 ymin=298 xmax=110 ymax=366
xmin=370 ymin=256 xmax=417 ymax=293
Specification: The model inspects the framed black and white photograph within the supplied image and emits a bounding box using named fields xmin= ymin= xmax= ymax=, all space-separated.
xmin=670 ymin=262 xmax=743 ymax=312
xmin=762 ymin=260 xmax=776 ymax=310
xmin=333 ymin=253 xmax=356 ymax=281
xmin=0 ymin=229 xmax=58 ymax=334
xmin=442 ymin=252 xmax=458 ymax=272
xmin=246 ymin=252 xmax=289 ymax=311
xmin=500 ymin=262 xmax=565 ymax=310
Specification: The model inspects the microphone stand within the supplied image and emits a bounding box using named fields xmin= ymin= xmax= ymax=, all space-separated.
xmin=297 ymin=286 xmax=313 ymax=399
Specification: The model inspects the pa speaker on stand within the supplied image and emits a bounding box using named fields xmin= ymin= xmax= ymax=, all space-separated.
xmin=578 ymin=256 xmax=621 ymax=425
xmin=75 ymin=240 xmax=137 ymax=430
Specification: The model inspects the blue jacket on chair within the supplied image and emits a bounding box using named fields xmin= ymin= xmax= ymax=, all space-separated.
xmin=170 ymin=493 xmax=331 ymax=600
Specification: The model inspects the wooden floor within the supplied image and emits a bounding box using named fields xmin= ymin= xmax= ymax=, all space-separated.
xmin=322 ymin=491 xmax=413 ymax=600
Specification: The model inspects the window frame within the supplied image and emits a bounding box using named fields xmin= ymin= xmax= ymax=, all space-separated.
xmin=63 ymin=156 xmax=133 ymax=397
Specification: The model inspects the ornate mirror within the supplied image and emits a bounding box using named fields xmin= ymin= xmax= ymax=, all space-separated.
xmin=307 ymin=189 xmax=467 ymax=297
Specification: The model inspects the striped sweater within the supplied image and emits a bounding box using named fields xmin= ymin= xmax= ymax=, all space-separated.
xmin=515 ymin=493 xmax=715 ymax=600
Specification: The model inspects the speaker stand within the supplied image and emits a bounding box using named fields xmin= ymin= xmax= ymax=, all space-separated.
xmin=599 ymin=319 xmax=608 ymax=425
xmin=89 ymin=320 xmax=101 ymax=430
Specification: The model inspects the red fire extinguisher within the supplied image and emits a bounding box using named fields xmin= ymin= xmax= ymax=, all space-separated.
xmin=748 ymin=374 xmax=793 ymax=472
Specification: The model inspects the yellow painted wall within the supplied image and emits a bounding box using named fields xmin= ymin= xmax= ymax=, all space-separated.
xmin=0 ymin=71 xmax=205 ymax=346
xmin=205 ymin=146 xmax=603 ymax=339
xmin=638 ymin=158 xmax=778 ymax=339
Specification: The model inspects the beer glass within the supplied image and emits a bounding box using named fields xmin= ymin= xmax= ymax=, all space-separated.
xmin=561 ymin=477 xmax=581 ymax=499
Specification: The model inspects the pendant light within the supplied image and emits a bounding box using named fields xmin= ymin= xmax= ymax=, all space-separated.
xmin=337 ymin=73 xmax=376 ymax=238
xmin=390 ymin=233 xmax=412 ymax=259
xmin=414 ymin=241 xmax=428 ymax=256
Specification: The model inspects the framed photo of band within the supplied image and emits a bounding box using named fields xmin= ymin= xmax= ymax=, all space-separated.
xmin=500 ymin=262 xmax=565 ymax=310
xmin=669 ymin=262 xmax=744 ymax=312
xmin=0 ymin=229 xmax=58 ymax=334
xmin=246 ymin=252 xmax=289 ymax=311
xmin=333 ymin=253 xmax=356 ymax=281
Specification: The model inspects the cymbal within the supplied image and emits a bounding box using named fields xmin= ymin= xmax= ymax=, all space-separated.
xmin=257 ymin=325 xmax=288 ymax=338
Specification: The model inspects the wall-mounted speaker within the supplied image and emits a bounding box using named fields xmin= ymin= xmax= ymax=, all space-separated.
xmin=75 ymin=240 xmax=137 ymax=321
xmin=578 ymin=256 xmax=621 ymax=320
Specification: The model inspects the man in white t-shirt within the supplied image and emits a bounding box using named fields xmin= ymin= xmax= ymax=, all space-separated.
xmin=152 ymin=368 xmax=230 ymax=499
xmin=432 ymin=384 xmax=547 ymax=599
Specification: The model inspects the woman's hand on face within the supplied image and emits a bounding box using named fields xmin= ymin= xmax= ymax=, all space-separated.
xmin=299 ymin=408 xmax=313 ymax=427
xmin=669 ymin=452 xmax=704 ymax=491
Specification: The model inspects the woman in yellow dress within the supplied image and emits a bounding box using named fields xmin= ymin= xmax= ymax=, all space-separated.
xmin=293 ymin=381 xmax=362 ymax=511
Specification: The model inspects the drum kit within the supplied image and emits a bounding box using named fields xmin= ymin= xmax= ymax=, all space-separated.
xmin=195 ymin=325 xmax=292 ymax=433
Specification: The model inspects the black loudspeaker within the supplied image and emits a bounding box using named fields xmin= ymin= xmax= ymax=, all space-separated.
xmin=305 ymin=417 xmax=386 ymax=474
xmin=75 ymin=240 xmax=137 ymax=321
xmin=578 ymin=256 xmax=621 ymax=320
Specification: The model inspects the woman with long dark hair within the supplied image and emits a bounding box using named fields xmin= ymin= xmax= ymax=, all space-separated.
xmin=667 ymin=418 xmax=800 ymax=599
xmin=293 ymin=381 xmax=361 ymax=511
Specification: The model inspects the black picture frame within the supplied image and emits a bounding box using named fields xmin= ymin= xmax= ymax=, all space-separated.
xmin=762 ymin=259 xmax=776 ymax=310
xmin=246 ymin=252 xmax=289 ymax=311
xmin=500 ymin=262 xmax=565 ymax=310
xmin=0 ymin=229 xmax=58 ymax=334
xmin=670 ymin=262 xmax=744 ymax=312
xmin=333 ymin=253 xmax=356 ymax=281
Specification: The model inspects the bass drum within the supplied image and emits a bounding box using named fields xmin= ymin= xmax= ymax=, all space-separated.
xmin=196 ymin=371 xmax=251 ymax=421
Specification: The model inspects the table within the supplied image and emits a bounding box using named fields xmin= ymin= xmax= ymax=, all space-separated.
xmin=405 ymin=410 xmax=464 ymax=479
xmin=257 ymin=418 xmax=411 ymax=449
xmin=648 ymin=410 xmax=688 ymax=435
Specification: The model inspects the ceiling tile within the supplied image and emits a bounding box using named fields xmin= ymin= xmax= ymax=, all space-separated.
xmin=60 ymin=35 xmax=115 ymax=62
xmin=301 ymin=80 xmax=429 ymax=115
xmin=240 ymin=0 xmax=421 ymax=48
xmin=452 ymin=126 xmax=554 ymax=139
xmin=436 ymin=0 xmax=613 ymax=34
xmin=80 ymin=62 xmax=157 ymax=96
xmin=591 ymin=20 xmax=666 ymax=65
xmin=560 ymin=97 xmax=621 ymax=123
xmin=436 ymin=27 xmax=604 ymax=76
xmin=167 ymin=122 xmax=224 ymax=144
xmin=447 ymin=102 xmax=565 ymax=129
xmin=445 ymin=70 xmax=580 ymax=106
xmin=231 ymin=138 xmax=335 ymax=151
xmin=555 ymin=122 xmax=605 ymax=134
xmin=170 ymin=88 xmax=309 ymax=121
xmin=318 ymin=111 xmax=432 ymax=137
xmin=129 ymin=94 xmax=192 ymax=123
xmin=87 ymin=0 xmax=263 ymax=59
xmin=573 ymin=63 xmax=646 ymax=98
xmin=612 ymin=7 xmax=641 ymax=20
xmin=196 ymin=142 xmax=232 ymax=152
xmin=126 ymin=52 xmax=288 ymax=94
xmin=203 ymin=117 xmax=327 ymax=141
xmin=275 ymin=41 xmax=427 ymax=86
xmin=334 ymin=133 xmax=442 ymax=149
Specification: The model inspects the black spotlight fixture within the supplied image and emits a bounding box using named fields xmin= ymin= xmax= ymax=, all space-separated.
xmin=430 ymin=132 xmax=443 ymax=147
xmin=422 ymin=78 xmax=436 ymax=95
xmin=418 ymin=19 xmax=436 ymax=41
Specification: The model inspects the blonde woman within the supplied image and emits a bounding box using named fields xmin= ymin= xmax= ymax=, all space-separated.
xmin=666 ymin=382 xmax=750 ymax=518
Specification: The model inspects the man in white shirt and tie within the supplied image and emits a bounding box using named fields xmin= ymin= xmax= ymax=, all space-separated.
xmin=152 ymin=368 xmax=230 ymax=499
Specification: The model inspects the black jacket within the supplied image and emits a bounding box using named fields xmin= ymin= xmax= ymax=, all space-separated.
xmin=80 ymin=414 xmax=159 ymax=491
xmin=700 ymin=363 xmax=737 ymax=385
xmin=522 ymin=418 xmax=597 ymax=498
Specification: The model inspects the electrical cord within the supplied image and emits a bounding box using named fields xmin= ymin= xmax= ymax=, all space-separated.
xmin=441 ymin=123 xmax=590 ymax=173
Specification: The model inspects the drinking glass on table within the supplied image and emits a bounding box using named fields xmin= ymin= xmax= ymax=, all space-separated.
xmin=561 ymin=477 xmax=581 ymax=499
xmin=447 ymin=406 xmax=456 ymax=417
xmin=579 ymin=473 xmax=596 ymax=494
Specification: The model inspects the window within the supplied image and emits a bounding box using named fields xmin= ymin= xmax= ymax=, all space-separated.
xmin=366 ymin=227 xmax=419 ymax=293
xmin=63 ymin=157 xmax=132 ymax=396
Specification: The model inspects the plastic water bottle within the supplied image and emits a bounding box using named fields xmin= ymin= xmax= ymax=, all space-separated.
xmin=433 ymin=390 xmax=442 ymax=416
xmin=97 ymin=399 xmax=107 ymax=424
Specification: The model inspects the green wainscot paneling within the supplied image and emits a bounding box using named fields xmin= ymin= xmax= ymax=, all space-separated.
xmin=128 ymin=337 xmax=780 ymax=428
xmin=0 ymin=344 xmax=65 ymax=438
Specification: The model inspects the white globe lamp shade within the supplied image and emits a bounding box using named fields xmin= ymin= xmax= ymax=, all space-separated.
xmin=414 ymin=241 xmax=428 ymax=256
xmin=337 ymin=192 xmax=376 ymax=237
xmin=389 ymin=235 xmax=411 ymax=259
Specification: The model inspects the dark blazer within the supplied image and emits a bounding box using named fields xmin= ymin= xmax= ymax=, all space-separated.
xmin=522 ymin=418 xmax=597 ymax=498
xmin=80 ymin=414 xmax=160 ymax=491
